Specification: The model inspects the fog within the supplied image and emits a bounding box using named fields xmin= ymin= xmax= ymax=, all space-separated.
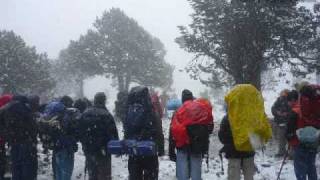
xmin=0 ymin=0 xmax=205 ymax=97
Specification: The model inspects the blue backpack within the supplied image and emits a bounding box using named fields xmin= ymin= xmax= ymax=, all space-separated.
xmin=40 ymin=102 xmax=78 ymax=152
xmin=107 ymin=140 xmax=156 ymax=156
xmin=167 ymin=99 xmax=182 ymax=111
xmin=124 ymin=103 xmax=146 ymax=139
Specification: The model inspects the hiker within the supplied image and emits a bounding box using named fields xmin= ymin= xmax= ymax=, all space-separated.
xmin=170 ymin=89 xmax=213 ymax=180
xmin=123 ymin=86 xmax=164 ymax=180
xmin=151 ymin=92 xmax=163 ymax=120
xmin=272 ymin=89 xmax=291 ymax=157
xmin=114 ymin=91 xmax=128 ymax=122
xmin=39 ymin=96 xmax=79 ymax=180
xmin=159 ymin=91 xmax=169 ymax=118
xmin=74 ymin=98 xmax=89 ymax=113
xmin=79 ymin=92 xmax=119 ymax=180
xmin=218 ymin=84 xmax=272 ymax=180
xmin=286 ymin=85 xmax=320 ymax=180
xmin=2 ymin=95 xmax=38 ymax=180
xmin=0 ymin=94 xmax=13 ymax=180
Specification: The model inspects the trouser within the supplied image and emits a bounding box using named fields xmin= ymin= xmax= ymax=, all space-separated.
xmin=0 ymin=144 xmax=6 ymax=180
xmin=86 ymin=152 xmax=111 ymax=180
xmin=128 ymin=155 xmax=159 ymax=180
xmin=11 ymin=143 xmax=37 ymax=180
xmin=176 ymin=149 xmax=202 ymax=180
xmin=276 ymin=124 xmax=287 ymax=155
xmin=227 ymin=157 xmax=255 ymax=180
xmin=293 ymin=146 xmax=317 ymax=180
xmin=52 ymin=149 xmax=74 ymax=180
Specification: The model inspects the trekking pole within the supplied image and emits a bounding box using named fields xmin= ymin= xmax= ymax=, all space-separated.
xmin=219 ymin=152 xmax=224 ymax=174
xmin=276 ymin=146 xmax=290 ymax=180
xmin=206 ymin=151 xmax=209 ymax=172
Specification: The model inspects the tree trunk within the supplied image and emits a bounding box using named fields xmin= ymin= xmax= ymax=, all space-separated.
xmin=124 ymin=74 xmax=131 ymax=93
xmin=118 ymin=75 xmax=125 ymax=92
xmin=79 ymin=78 xmax=84 ymax=98
xmin=317 ymin=69 xmax=320 ymax=84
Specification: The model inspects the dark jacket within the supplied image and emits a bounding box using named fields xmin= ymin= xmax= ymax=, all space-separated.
xmin=218 ymin=115 xmax=255 ymax=159
xmin=1 ymin=96 xmax=37 ymax=144
xmin=79 ymin=104 xmax=119 ymax=154
xmin=271 ymin=96 xmax=291 ymax=125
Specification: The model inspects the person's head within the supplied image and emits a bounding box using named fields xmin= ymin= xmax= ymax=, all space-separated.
xmin=128 ymin=86 xmax=152 ymax=112
xmin=280 ymin=89 xmax=290 ymax=97
xmin=60 ymin=96 xmax=73 ymax=108
xmin=83 ymin=98 xmax=92 ymax=107
xmin=74 ymin=99 xmax=87 ymax=113
xmin=12 ymin=95 xmax=29 ymax=104
xmin=117 ymin=91 xmax=128 ymax=100
xmin=94 ymin=92 xmax=106 ymax=107
xmin=181 ymin=89 xmax=194 ymax=103
xmin=294 ymin=81 xmax=310 ymax=91
xmin=28 ymin=95 xmax=40 ymax=112
xmin=300 ymin=84 xmax=317 ymax=99
xmin=287 ymin=90 xmax=299 ymax=107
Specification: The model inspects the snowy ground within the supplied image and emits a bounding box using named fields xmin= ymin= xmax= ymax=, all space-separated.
xmin=32 ymin=117 xmax=311 ymax=180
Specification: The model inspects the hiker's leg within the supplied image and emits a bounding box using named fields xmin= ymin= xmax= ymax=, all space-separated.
xmin=242 ymin=157 xmax=255 ymax=180
xmin=142 ymin=156 xmax=159 ymax=180
xmin=227 ymin=158 xmax=241 ymax=180
xmin=176 ymin=149 xmax=189 ymax=180
xmin=21 ymin=143 xmax=38 ymax=180
xmin=293 ymin=146 xmax=307 ymax=180
xmin=128 ymin=156 xmax=143 ymax=180
xmin=190 ymin=153 xmax=202 ymax=180
xmin=277 ymin=125 xmax=287 ymax=156
xmin=306 ymin=150 xmax=317 ymax=180
xmin=97 ymin=154 xmax=111 ymax=180
xmin=86 ymin=154 xmax=98 ymax=180
xmin=0 ymin=144 xmax=6 ymax=180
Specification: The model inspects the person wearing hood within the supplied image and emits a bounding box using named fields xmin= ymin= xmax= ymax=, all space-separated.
xmin=79 ymin=92 xmax=119 ymax=180
xmin=2 ymin=95 xmax=38 ymax=180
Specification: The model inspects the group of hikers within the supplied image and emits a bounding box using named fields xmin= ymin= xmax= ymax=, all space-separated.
xmin=0 ymin=82 xmax=319 ymax=180
xmin=272 ymin=82 xmax=320 ymax=180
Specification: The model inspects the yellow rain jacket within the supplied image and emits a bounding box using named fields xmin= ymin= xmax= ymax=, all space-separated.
xmin=225 ymin=84 xmax=272 ymax=151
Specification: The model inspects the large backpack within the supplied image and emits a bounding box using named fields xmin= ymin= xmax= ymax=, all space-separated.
xmin=79 ymin=108 xmax=110 ymax=153
xmin=39 ymin=102 xmax=78 ymax=152
xmin=124 ymin=87 xmax=155 ymax=141
xmin=300 ymin=85 xmax=320 ymax=128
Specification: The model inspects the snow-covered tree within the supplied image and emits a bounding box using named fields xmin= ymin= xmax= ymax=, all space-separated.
xmin=177 ymin=0 xmax=319 ymax=90
xmin=0 ymin=30 xmax=55 ymax=94
xmin=92 ymin=8 xmax=173 ymax=92
xmin=55 ymin=30 xmax=103 ymax=97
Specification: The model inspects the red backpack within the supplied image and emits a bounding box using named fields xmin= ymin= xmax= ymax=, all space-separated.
xmin=170 ymin=99 xmax=213 ymax=147
xmin=299 ymin=85 xmax=320 ymax=128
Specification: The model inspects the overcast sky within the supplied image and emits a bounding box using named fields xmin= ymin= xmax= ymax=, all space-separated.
xmin=0 ymin=0 xmax=206 ymax=98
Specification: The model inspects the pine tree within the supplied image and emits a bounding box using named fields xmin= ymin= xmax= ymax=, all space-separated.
xmin=177 ymin=0 xmax=318 ymax=90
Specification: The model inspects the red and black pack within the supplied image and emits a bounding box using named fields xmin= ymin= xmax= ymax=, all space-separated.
xmin=300 ymin=84 xmax=320 ymax=128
